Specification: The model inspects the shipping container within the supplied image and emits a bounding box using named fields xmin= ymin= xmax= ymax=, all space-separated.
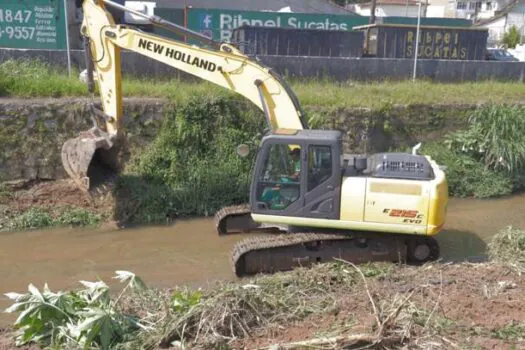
xmin=353 ymin=24 xmax=488 ymax=61
xmin=231 ymin=25 xmax=364 ymax=58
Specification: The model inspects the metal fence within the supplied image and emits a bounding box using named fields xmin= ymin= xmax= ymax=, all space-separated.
xmin=2 ymin=48 xmax=524 ymax=82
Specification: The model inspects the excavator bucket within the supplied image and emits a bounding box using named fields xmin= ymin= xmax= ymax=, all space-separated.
xmin=61 ymin=127 xmax=118 ymax=192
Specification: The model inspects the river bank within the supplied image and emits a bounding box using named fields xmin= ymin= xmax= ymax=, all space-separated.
xmin=3 ymin=97 xmax=525 ymax=228
xmin=1 ymin=259 xmax=524 ymax=349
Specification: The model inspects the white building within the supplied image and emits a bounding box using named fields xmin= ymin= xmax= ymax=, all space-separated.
xmin=453 ymin=0 xmax=513 ymax=19
xmin=476 ymin=0 xmax=525 ymax=45
xmin=349 ymin=0 xmax=426 ymax=17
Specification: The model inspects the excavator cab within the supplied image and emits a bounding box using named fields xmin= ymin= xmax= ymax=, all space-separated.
xmin=251 ymin=130 xmax=343 ymax=220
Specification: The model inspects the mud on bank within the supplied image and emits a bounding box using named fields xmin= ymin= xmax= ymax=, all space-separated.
xmin=0 ymin=179 xmax=111 ymax=232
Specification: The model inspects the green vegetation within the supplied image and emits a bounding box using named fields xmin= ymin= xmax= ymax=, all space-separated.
xmin=4 ymin=270 xmax=147 ymax=349
xmin=113 ymin=94 xmax=263 ymax=223
xmin=491 ymin=322 xmax=525 ymax=341
xmin=2 ymin=59 xmax=525 ymax=108
xmin=6 ymin=207 xmax=102 ymax=231
xmin=422 ymin=143 xmax=513 ymax=198
xmin=503 ymin=25 xmax=521 ymax=49
xmin=422 ymin=104 xmax=525 ymax=198
xmin=0 ymin=59 xmax=86 ymax=97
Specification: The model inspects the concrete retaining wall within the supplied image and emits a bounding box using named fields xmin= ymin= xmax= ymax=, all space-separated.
xmin=2 ymin=48 xmax=525 ymax=82
xmin=0 ymin=97 xmax=472 ymax=182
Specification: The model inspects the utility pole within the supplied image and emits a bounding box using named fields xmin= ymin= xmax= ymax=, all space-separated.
xmin=63 ymin=0 xmax=71 ymax=76
xmin=413 ymin=0 xmax=422 ymax=81
xmin=370 ymin=0 xmax=377 ymax=23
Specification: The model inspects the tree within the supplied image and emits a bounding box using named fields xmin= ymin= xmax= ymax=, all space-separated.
xmin=503 ymin=25 xmax=521 ymax=48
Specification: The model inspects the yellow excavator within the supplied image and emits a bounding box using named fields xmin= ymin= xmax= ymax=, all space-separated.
xmin=62 ymin=0 xmax=448 ymax=277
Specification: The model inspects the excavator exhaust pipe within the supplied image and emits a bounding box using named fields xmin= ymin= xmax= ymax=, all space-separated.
xmin=61 ymin=127 xmax=119 ymax=192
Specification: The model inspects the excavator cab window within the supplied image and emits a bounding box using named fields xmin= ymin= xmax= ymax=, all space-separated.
xmin=307 ymin=145 xmax=332 ymax=192
xmin=256 ymin=144 xmax=302 ymax=210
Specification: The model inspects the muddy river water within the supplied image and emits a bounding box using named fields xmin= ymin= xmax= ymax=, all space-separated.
xmin=2 ymin=194 xmax=525 ymax=326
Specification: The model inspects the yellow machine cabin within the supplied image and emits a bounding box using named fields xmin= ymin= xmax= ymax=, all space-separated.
xmin=247 ymin=130 xmax=447 ymax=236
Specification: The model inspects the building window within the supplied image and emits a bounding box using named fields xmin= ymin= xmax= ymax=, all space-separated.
xmin=486 ymin=1 xmax=492 ymax=10
xmin=457 ymin=1 xmax=467 ymax=9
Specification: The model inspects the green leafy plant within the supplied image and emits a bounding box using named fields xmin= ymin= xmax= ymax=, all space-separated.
xmin=4 ymin=271 xmax=148 ymax=349
xmin=8 ymin=207 xmax=102 ymax=231
xmin=423 ymin=104 xmax=525 ymax=198
xmin=114 ymin=94 xmax=264 ymax=222
xmin=56 ymin=207 xmax=102 ymax=227
xmin=172 ymin=289 xmax=203 ymax=314
xmin=491 ymin=321 xmax=525 ymax=341
xmin=13 ymin=208 xmax=54 ymax=230
xmin=422 ymin=142 xmax=512 ymax=198
xmin=445 ymin=104 xmax=525 ymax=173
xmin=503 ymin=26 xmax=521 ymax=49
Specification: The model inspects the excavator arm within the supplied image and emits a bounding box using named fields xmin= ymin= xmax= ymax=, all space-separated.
xmin=62 ymin=0 xmax=306 ymax=191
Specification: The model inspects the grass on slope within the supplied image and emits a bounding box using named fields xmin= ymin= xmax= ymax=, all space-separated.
xmin=1 ymin=59 xmax=525 ymax=108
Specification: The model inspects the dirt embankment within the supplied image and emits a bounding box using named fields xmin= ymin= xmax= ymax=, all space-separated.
xmin=231 ymin=263 xmax=525 ymax=350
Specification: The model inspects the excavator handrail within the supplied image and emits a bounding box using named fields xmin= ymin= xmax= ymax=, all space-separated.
xmin=100 ymin=0 xmax=220 ymax=49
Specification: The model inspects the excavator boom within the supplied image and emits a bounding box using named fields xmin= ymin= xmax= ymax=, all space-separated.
xmin=62 ymin=0 xmax=306 ymax=191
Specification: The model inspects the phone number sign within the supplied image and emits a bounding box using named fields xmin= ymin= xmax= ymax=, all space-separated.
xmin=0 ymin=0 xmax=67 ymax=49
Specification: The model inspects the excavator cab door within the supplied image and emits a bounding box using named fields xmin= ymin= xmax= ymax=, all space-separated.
xmin=251 ymin=132 xmax=341 ymax=220
xmin=252 ymin=142 xmax=304 ymax=214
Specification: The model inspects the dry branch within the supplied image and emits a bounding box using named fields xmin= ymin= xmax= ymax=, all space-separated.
xmin=261 ymin=333 xmax=376 ymax=350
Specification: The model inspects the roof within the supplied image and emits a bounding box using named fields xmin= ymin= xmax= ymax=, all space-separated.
xmin=353 ymin=23 xmax=489 ymax=31
xmin=359 ymin=0 xmax=422 ymax=7
xmin=475 ymin=0 xmax=520 ymax=26
xmin=151 ymin=0 xmax=358 ymax=15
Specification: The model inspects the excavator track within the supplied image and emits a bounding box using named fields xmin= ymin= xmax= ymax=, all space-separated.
xmin=229 ymin=232 xmax=430 ymax=277
xmin=215 ymin=204 xmax=282 ymax=235
xmin=216 ymin=206 xmax=440 ymax=277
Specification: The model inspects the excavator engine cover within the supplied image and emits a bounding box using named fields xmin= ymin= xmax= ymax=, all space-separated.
xmin=61 ymin=127 xmax=118 ymax=192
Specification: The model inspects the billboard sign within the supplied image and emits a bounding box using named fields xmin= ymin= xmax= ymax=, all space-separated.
xmin=0 ymin=0 xmax=67 ymax=49
xmin=187 ymin=8 xmax=367 ymax=42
